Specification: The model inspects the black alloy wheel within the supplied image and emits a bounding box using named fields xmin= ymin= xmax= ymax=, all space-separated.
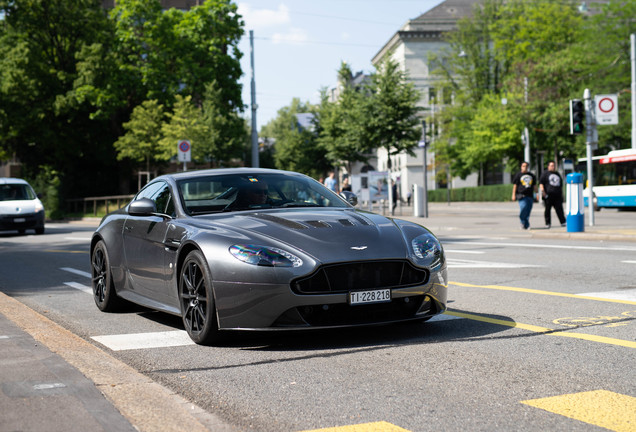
xmin=179 ymin=250 xmax=220 ymax=345
xmin=91 ymin=240 xmax=121 ymax=312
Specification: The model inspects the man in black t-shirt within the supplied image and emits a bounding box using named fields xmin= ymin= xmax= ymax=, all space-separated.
xmin=512 ymin=161 xmax=537 ymax=230
xmin=539 ymin=161 xmax=566 ymax=228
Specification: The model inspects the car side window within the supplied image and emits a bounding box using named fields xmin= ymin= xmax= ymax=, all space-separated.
xmin=136 ymin=181 xmax=175 ymax=217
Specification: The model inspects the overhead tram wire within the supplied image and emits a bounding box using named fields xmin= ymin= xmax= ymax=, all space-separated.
xmin=252 ymin=36 xmax=378 ymax=49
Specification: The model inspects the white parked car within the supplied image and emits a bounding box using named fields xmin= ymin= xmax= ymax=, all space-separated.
xmin=0 ymin=177 xmax=45 ymax=235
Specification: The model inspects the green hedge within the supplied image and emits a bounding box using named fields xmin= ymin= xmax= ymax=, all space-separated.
xmin=428 ymin=184 xmax=514 ymax=202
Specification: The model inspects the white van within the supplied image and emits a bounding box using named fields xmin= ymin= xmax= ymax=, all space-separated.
xmin=0 ymin=178 xmax=45 ymax=234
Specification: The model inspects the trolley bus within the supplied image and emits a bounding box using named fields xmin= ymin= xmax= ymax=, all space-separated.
xmin=577 ymin=148 xmax=636 ymax=209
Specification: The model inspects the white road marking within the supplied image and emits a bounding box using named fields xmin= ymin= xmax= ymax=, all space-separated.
xmin=61 ymin=267 xmax=91 ymax=278
xmin=444 ymin=249 xmax=485 ymax=254
xmin=65 ymin=237 xmax=91 ymax=241
xmin=33 ymin=383 xmax=66 ymax=390
xmin=622 ymin=260 xmax=636 ymax=264
xmin=444 ymin=240 xmax=636 ymax=252
xmin=92 ymin=331 xmax=194 ymax=351
xmin=447 ymin=258 xmax=542 ymax=269
xmin=64 ymin=281 xmax=92 ymax=294
xmin=576 ymin=289 xmax=636 ymax=302
xmin=430 ymin=313 xmax=464 ymax=322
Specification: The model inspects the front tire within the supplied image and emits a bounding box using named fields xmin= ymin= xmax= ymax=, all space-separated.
xmin=91 ymin=240 xmax=121 ymax=312
xmin=179 ymin=250 xmax=220 ymax=345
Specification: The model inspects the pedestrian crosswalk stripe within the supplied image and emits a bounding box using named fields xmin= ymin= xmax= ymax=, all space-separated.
xmin=92 ymin=330 xmax=194 ymax=351
xmin=61 ymin=267 xmax=91 ymax=278
xmin=299 ymin=421 xmax=410 ymax=432
xmin=522 ymin=390 xmax=636 ymax=432
xmin=63 ymin=281 xmax=92 ymax=294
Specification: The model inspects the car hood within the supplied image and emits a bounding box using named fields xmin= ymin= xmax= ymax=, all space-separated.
xmin=0 ymin=199 xmax=41 ymax=215
xmin=200 ymin=209 xmax=413 ymax=263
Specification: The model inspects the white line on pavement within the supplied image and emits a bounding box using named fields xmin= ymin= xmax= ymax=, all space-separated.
xmin=61 ymin=267 xmax=91 ymax=278
xmin=64 ymin=281 xmax=92 ymax=294
xmin=92 ymin=331 xmax=194 ymax=351
xmin=447 ymin=259 xmax=542 ymax=269
xmin=576 ymin=289 xmax=636 ymax=302
xmin=444 ymin=240 xmax=636 ymax=252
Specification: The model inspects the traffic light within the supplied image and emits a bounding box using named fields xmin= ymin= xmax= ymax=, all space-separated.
xmin=569 ymin=99 xmax=584 ymax=135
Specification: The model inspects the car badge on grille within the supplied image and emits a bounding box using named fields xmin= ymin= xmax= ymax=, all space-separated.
xmin=350 ymin=246 xmax=368 ymax=251
xmin=16 ymin=207 xmax=21 ymax=212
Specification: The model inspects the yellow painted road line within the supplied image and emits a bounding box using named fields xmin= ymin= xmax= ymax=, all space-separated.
xmin=445 ymin=311 xmax=636 ymax=349
xmin=522 ymin=390 xmax=636 ymax=432
xmin=299 ymin=421 xmax=410 ymax=432
xmin=450 ymin=281 xmax=636 ymax=306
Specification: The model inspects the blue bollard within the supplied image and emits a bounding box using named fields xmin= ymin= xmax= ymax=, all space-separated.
xmin=566 ymin=173 xmax=584 ymax=232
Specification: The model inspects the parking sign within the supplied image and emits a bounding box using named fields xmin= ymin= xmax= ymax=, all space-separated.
xmin=178 ymin=140 xmax=191 ymax=162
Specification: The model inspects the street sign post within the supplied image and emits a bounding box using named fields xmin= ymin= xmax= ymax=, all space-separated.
xmin=178 ymin=140 xmax=191 ymax=171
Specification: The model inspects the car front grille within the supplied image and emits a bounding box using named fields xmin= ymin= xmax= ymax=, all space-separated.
xmin=275 ymin=294 xmax=437 ymax=327
xmin=0 ymin=212 xmax=40 ymax=229
xmin=292 ymin=260 xmax=429 ymax=295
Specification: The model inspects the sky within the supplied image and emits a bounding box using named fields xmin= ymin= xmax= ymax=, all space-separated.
xmin=236 ymin=0 xmax=444 ymax=128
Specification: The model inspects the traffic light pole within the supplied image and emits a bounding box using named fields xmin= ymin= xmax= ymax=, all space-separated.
xmin=584 ymin=88 xmax=595 ymax=226
xmin=631 ymin=33 xmax=635 ymax=149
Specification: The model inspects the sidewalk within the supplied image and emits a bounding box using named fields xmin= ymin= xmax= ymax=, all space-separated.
xmin=388 ymin=201 xmax=636 ymax=242
xmin=0 ymin=292 xmax=236 ymax=432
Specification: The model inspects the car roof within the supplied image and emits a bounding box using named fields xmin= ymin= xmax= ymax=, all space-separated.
xmin=0 ymin=177 xmax=30 ymax=185
xmin=157 ymin=167 xmax=310 ymax=182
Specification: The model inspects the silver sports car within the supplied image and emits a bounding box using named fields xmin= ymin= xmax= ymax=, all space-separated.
xmin=91 ymin=168 xmax=447 ymax=345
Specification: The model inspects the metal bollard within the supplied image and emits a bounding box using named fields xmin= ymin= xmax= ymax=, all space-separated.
xmin=566 ymin=173 xmax=584 ymax=232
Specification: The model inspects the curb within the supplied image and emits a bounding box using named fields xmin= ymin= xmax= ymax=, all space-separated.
xmin=0 ymin=292 xmax=237 ymax=432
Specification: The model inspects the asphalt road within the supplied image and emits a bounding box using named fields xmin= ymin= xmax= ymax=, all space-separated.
xmin=1 ymin=202 xmax=635 ymax=432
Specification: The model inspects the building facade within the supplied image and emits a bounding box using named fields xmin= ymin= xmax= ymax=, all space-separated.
xmin=371 ymin=0 xmax=480 ymax=201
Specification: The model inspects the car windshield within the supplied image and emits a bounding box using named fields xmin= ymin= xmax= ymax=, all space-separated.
xmin=177 ymin=173 xmax=349 ymax=215
xmin=0 ymin=184 xmax=36 ymax=201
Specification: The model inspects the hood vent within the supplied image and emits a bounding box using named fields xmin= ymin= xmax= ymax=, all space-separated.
xmin=349 ymin=214 xmax=373 ymax=226
xmin=252 ymin=213 xmax=308 ymax=230
xmin=306 ymin=220 xmax=331 ymax=228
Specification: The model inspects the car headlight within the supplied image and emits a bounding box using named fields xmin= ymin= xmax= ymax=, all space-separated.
xmin=411 ymin=233 xmax=443 ymax=267
xmin=229 ymin=244 xmax=303 ymax=267
xmin=35 ymin=202 xmax=44 ymax=213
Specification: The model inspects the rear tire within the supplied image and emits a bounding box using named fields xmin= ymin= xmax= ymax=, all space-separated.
xmin=91 ymin=240 xmax=121 ymax=312
xmin=179 ymin=250 xmax=221 ymax=345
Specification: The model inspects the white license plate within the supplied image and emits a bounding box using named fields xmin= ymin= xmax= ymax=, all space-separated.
xmin=349 ymin=289 xmax=391 ymax=306
xmin=14 ymin=218 xmax=26 ymax=223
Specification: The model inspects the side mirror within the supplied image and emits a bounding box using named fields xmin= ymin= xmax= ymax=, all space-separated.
xmin=339 ymin=191 xmax=358 ymax=207
xmin=128 ymin=198 xmax=156 ymax=216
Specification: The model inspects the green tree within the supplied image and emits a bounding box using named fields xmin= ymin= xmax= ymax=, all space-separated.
xmin=317 ymin=63 xmax=372 ymax=173
xmin=0 ymin=0 xmax=118 ymax=202
xmin=433 ymin=0 xmax=591 ymax=178
xmin=261 ymin=98 xmax=329 ymax=179
xmin=200 ymin=80 xmax=247 ymax=166
xmin=114 ymin=99 xmax=165 ymax=172
xmin=363 ymin=58 xmax=422 ymax=163
xmin=159 ymin=95 xmax=210 ymax=164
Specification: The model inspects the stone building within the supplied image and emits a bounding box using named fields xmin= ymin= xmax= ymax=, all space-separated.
xmin=371 ymin=0 xmax=481 ymax=201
